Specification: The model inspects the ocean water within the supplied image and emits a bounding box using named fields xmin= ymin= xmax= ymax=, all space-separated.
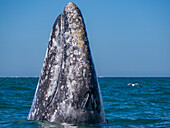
xmin=0 ymin=77 xmax=169 ymax=128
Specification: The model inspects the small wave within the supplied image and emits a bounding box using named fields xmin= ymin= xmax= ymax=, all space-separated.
xmin=109 ymin=118 xmax=162 ymax=125
xmin=0 ymin=120 xmax=109 ymax=128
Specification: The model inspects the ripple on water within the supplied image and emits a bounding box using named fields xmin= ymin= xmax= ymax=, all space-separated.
xmin=0 ymin=77 xmax=170 ymax=127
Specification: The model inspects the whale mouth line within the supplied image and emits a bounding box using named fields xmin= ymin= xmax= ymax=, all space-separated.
xmin=42 ymin=19 xmax=66 ymax=117
xmin=41 ymin=58 xmax=63 ymax=120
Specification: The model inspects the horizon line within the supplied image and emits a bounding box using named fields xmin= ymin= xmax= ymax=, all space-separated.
xmin=0 ymin=76 xmax=170 ymax=78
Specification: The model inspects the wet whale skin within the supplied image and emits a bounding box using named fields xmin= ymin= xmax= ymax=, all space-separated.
xmin=28 ymin=2 xmax=106 ymax=124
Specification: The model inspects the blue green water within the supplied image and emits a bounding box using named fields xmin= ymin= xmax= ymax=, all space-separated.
xmin=0 ymin=77 xmax=169 ymax=128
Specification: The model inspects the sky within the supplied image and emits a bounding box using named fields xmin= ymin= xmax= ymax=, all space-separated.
xmin=0 ymin=0 xmax=170 ymax=77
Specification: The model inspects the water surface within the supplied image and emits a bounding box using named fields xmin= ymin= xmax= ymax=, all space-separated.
xmin=0 ymin=77 xmax=169 ymax=127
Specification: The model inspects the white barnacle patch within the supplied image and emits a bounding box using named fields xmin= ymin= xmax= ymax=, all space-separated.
xmin=68 ymin=17 xmax=73 ymax=25
xmin=56 ymin=65 xmax=61 ymax=72
xmin=32 ymin=109 xmax=37 ymax=117
xmin=50 ymin=46 xmax=55 ymax=52
xmin=70 ymin=54 xmax=73 ymax=58
xmin=65 ymin=32 xmax=72 ymax=44
xmin=68 ymin=23 xmax=72 ymax=28
xmin=65 ymin=31 xmax=70 ymax=38
xmin=72 ymin=80 xmax=77 ymax=87
xmin=67 ymin=65 xmax=74 ymax=80
xmin=56 ymin=52 xmax=62 ymax=63
xmin=79 ymin=16 xmax=82 ymax=21
xmin=45 ymin=74 xmax=48 ymax=80
xmin=74 ymin=50 xmax=79 ymax=55
xmin=66 ymin=49 xmax=71 ymax=56
xmin=52 ymin=38 xmax=57 ymax=47
xmin=46 ymin=83 xmax=56 ymax=99
xmin=70 ymin=59 xmax=74 ymax=64
xmin=71 ymin=12 xmax=74 ymax=16
xmin=43 ymin=102 xmax=46 ymax=107
xmin=61 ymin=85 xmax=64 ymax=90
xmin=59 ymin=110 xmax=62 ymax=115
xmin=50 ymin=110 xmax=57 ymax=122
xmin=65 ymin=5 xmax=73 ymax=13
xmin=72 ymin=42 xmax=78 ymax=47
xmin=73 ymin=10 xmax=77 ymax=14
xmin=62 ymin=62 xmax=65 ymax=69
xmin=66 ymin=104 xmax=72 ymax=114
xmin=83 ymin=69 xmax=86 ymax=77
xmin=77 ymin=57 xmax=82 ymax=62
xmin=55 ymin=24 xmax=59 ymax=36
xmin=66 ymin=78 xmax=74 ymax=92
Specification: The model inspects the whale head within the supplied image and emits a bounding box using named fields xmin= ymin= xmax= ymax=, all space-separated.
xmin=28 ymin=2 xmax=106 ymax=124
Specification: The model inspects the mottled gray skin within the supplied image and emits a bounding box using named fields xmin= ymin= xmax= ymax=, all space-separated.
xmin=28 ymin=2 xmax=106 ymax=124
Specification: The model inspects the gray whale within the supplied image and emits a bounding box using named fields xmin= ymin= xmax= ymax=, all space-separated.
xmin=28 ymin=2 xmax=106 ymax=124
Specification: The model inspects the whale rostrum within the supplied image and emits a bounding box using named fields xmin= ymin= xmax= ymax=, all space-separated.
xmin=28 ymin=2 xmax=106 ymax=123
